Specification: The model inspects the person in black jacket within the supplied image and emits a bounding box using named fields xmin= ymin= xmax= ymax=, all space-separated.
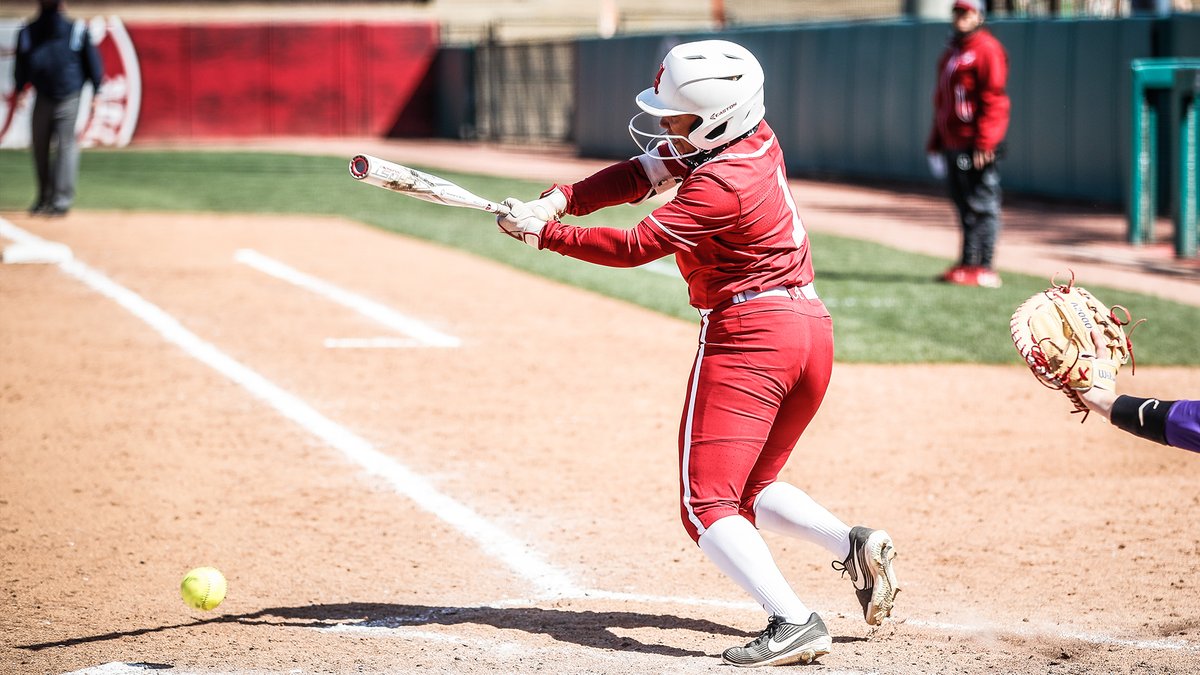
xmin=12 ymin=0 xmax=103 ymax=217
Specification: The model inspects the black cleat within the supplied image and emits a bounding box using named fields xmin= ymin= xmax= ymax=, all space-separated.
xmin=721 ymin=613 xmax=832 ymax=667
xmin=832 ymin=526 xmax=901 ymax=625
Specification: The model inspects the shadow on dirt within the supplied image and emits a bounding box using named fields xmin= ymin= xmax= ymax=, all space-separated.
xmin=250 ymin=603 xmax=738 ymax=657
xmin=15 ymin=602 xmax=863 ymax=657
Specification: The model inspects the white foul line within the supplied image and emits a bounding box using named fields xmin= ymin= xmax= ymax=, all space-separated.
xmin=0 ymin=220 xmax=575 ymax=599
xmin=233 ymin=248 xmax=461 ymax=348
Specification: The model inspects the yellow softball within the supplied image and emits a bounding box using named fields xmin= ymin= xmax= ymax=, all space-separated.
xmin=180 ymin=566 xmax=227 ymax=611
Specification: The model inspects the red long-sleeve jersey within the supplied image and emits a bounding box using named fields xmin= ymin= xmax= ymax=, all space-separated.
xmin=539 ymin=122 xmax=815 ymax=311
xmin=926 ymin=28 xmax=1010 ymax=154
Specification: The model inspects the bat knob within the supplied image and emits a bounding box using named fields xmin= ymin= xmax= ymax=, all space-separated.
xmin=349 ymin=155 xmax=370 ymax=179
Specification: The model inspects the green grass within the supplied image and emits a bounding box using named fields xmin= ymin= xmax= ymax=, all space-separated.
xmin=2 ymin=148 xmax=1197 ymax=365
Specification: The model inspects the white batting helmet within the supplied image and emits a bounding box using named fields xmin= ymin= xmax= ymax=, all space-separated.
xmin=628 ymin=40 xmax=766 ymax=158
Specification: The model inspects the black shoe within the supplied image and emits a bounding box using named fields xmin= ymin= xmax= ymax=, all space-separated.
xmin=43 ymin=206 xmax=69 ymax=217
xmin=831 ymin=526 xmax=901 ymax=625
xmin=28 ymin=203 xmax=48 ymax=216
xmin=721 ymin=613 xmax=832 ymax=667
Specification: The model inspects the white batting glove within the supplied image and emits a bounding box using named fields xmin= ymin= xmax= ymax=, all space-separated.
xmin=497 ymin=198 xmax=549 ymax=247
xmin=525 ymin=188 xmax=567 ymax=220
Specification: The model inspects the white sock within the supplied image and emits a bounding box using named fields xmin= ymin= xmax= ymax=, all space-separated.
xmin=754 ymin=482 xmax=852 ymax=561
xmin=697 ymin=515 xmax=811 ymax=623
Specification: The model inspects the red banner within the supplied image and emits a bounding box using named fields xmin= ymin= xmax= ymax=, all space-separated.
xmin=128 ymin=20 xmax=438 ymax=139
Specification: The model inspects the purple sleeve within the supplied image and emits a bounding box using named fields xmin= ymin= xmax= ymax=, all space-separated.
xmin=1165 ymin=400 xmax=1200 ymax=453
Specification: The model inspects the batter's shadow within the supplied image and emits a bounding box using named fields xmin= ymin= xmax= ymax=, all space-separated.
xmin=240 ymin=602 xmax=741 ymax=658
xmin=18 ymin=602 xmax=866 ymax=657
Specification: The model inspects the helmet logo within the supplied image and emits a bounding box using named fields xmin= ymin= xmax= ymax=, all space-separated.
xmin=710 ymin=102 xmax=737 ymax=119
xmin=653 ymin=64 xmax=665 ymax=94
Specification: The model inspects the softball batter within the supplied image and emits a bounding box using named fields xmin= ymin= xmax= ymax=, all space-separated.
xmin=496 ymin=39 xmax=900 ymax=667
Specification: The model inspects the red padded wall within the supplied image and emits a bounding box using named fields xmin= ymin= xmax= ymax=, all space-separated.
xmin=127 ymin=21 xmax=438 ymax=139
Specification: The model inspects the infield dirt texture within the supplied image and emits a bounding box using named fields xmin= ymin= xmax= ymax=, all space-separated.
xmin=2 ymin=140 xmax=1199 ymax=674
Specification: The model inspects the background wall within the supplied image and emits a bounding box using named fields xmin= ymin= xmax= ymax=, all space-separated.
xmin=572 ymin=15 xmax=1200 ymax=206
xmin=4 ymin=11 xmax=1196 ymax=207
xmin=128 ymin=21 xmax=439 ymax=139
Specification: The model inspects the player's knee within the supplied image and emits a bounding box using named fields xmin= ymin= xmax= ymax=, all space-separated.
xmin=682 ymin=498 xmax=739 ymax=543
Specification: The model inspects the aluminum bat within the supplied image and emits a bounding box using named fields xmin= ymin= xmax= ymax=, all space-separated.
xmin=348 ymin=154 xmax=510 ymax=215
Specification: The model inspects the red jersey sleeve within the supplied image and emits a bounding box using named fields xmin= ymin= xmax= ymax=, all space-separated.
xmin=539 ymin=172 xmax=738 ymax=267
xmin=975 ymin=37 xmax=1010 ymax=152
xmin=556 ymin=159 xmax=650 ymax=217
xmin=539 ymin=218 xmax=683 ymax=267
xmin=556 ymin=142 xmax=690 ymax=216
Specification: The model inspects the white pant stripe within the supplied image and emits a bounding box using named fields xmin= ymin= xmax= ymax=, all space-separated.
xmin=681 ymin=314 xmax=710 ymax=536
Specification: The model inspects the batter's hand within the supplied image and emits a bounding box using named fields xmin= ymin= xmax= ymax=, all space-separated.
xmin=497 ymin=198 xmax=548 ymax=247
xmin=525 ymin=188 xmax=567 ymax=221
xmin=926 ymin=153 xmax=946 ymax=179
xmin=973 ymin=149 xmax=995 ymax=170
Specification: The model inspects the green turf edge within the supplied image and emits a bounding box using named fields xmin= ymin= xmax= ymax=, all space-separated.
xmin=1 ymin=148 xmax=1196 ymax=365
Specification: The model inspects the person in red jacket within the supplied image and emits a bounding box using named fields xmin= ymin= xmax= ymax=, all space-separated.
xmin=926 ymin=0 xmax=1010 ymax=288
xmin=495 ymin=40 xmax=900 ymax=668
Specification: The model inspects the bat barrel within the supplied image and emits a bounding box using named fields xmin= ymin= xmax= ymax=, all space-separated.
xmin=348 ymin=153 xmax=507 ymax=215
xmin=349 ymin=155 xmax=371 ymax=180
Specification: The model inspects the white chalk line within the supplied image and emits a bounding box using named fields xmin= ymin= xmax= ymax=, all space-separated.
xmin=5 ymin=219 xmax=1193 ymax=667
xmin=1 ymin=220 xmax=575 ymax=600
xmin=233 ymin=248 xmax=461 ymax=348
xmin=1 ymin=220 xmax=52 ymax=246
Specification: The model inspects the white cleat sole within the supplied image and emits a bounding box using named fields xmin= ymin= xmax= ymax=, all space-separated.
xmin=866 ymin=532 xmax=901 ymax=625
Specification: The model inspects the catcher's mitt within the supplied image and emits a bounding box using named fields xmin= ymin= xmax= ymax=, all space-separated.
xmin=1010 ymin=272 xmax=1142 ymax=420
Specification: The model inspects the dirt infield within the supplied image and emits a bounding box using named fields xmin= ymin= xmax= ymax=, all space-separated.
xmin=2 ymin=201 xmax=1199 ymax=674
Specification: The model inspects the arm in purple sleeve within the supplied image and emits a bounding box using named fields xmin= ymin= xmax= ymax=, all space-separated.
xmin=1110 ymin=396 xmax=1200 ymax=454
xmin=1164 ymin=399 xmax=1200 ymax=454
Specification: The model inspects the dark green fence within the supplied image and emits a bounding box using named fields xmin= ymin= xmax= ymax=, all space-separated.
xmin=565 ymin=15 xmax=1200 ymax=207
